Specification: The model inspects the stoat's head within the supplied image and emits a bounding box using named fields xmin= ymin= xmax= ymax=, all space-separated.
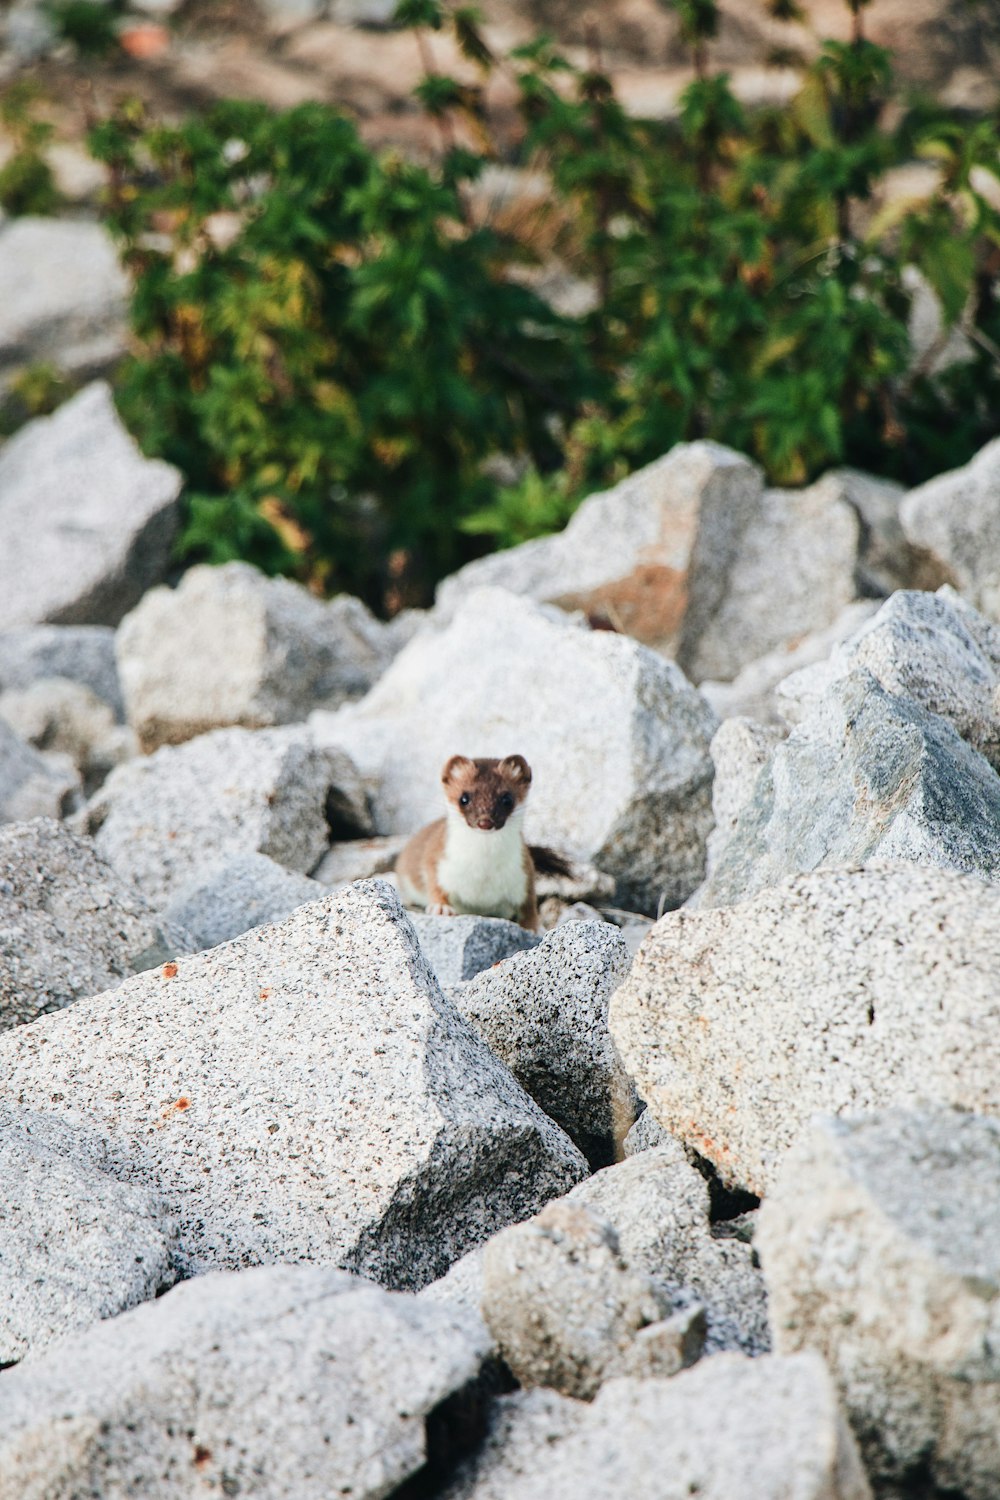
xmin=441 ymin=754 xmax=532 ymax=832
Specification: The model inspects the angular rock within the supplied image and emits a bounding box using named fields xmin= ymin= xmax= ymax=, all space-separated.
xmin=699 ymin=599 xmax=879 ymax=725
xmin=900 ymin=436 xmax=1000 ymax=619
xmin=0 ymin=383 xmax=182 ymax=629
xmin=0 ymin=218 xmax=127 ymax=388
xmin=0 ymin=1104 xmax=177 ymax=1362
xmin=162 ymin=852 xmax=324 ymax=950
xmin=481 ymin=1200 xmax=675 ymax=1398
xmin=79 ymin=724 xmax=369 ymax=909
xmin=699 ymin=668 xmax=1000 ymax=908
xmin=777 ymin=588 xmax=1000 ymax=770
xmin=451 ymin=922 xmax=636 ymax=1165
xmin=441 ymin=1356 xmax=871 ymax=1500
xmin=701 ymin=716 xmax=784 ymax=885
xmin=410 ymin=912 xmax=541 ymax=989
xmin=117 ymin=561 xmax=407 ymax=751
xmin=0 ymin=720 xmax=78 ymax=823
xmin=0 ymin=1264 xmax=491 ymax=1500
xmin=313 ymin=588 xmax=717 ymax=912
xmin=622 ymin=1108 xmax=672 ymax=1157
xmin=0 ymin=818 xmax=192 ymax=1031
xmin=611 ymin=863 xmax=1000 ymax=1195
xmin=758 ymin=1108 xmax=1000 ymax=1499
xmin=311 ymin=830 xmax=408 ymax=886
xmin=0 ymin=678 xmax=135 ymax=795
xmin=0 ymin=880 xmax=587 ymax=1285
xmin=567 ymin=1144 xmax=769 ymax=1356
xmin=829 ymin=467 xmax=918 ymax=597
xmin=0 ymin=625 xmax=124 ymax=718
xmin=436 ymin=443 xmax=764 ymax=655
xmin=679 ymin=472 xmax=860 ymax=683
xmin=418 ymin=1242 xmax=487 ymax=1315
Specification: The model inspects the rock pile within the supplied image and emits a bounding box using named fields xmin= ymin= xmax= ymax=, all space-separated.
xmin=4 ymin=380 xmax=1000 ymax=1494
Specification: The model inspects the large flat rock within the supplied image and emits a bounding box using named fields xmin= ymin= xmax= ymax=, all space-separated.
xmin=758 ymin=1108 xmax=1000 ymax=1499
xmin=313 ymin=588 xmax=717 ymax=912
xmin=0 ymin=817 xmax=190 ymax=1030
xmin=0 ymin=1264 xmax=491 ymax=1500
xmin=0 ymin=880 xmax=586 ymax=1286
xmin=0 ymin=383 xmax=181 ymax=628
xmin=610 ymin=864 xmax=1000 ymax=1194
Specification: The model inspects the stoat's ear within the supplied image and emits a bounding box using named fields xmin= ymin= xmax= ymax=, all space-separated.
xmin=442 ymin=754 xmax=474 ymax=786
xmin=498 ymin=754 xmax=531 ymax=786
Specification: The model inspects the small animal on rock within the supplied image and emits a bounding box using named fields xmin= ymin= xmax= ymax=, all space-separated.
xmin=395 ymin=754 xmax=541 ymax=930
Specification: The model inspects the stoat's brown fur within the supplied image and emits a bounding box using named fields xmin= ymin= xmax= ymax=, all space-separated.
xmin=395 ymin=754 xmax=538 ymax=931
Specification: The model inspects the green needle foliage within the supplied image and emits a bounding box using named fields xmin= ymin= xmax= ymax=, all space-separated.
xmin=90 ymin=0 xmax=1000 ymax=602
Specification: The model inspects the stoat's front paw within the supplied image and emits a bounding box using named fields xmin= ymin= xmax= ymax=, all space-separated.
xmin=428 ymin=902 xmax=456 ymax=917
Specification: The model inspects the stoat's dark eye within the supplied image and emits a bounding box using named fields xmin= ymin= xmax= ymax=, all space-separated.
xmin=499 ymin=792 xmax=514 ymax=811
xmin=459 ymin=792 xmax=471 ymax=807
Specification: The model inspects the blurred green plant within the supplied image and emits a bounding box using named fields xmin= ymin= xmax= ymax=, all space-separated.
xmin=90 ymin=0 xmax=1000 ymax=593
xmin=0 ymin=81 xmax=61 ymax=216
xmin=48 ymin=0 xmax=122 ymax=56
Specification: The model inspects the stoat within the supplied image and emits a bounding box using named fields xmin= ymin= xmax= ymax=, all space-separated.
xmin=395 ymin=754 xmax=540 ymax=931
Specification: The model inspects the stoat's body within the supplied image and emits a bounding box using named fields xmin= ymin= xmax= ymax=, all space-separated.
xmin=395 ymin=754 xmax=538 ymax=931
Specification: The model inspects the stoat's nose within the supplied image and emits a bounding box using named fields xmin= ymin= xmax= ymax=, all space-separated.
xmin=476 ymin=817 xmax=495 ymax=831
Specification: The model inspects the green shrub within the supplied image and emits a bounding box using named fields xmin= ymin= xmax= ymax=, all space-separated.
xmin=0 ymin=82 xmax=60 ymax=216
xmin=91 ymin=99 xmax=590 ymax=605
xmin=90 ymin=0 xmax=1000 ymax=598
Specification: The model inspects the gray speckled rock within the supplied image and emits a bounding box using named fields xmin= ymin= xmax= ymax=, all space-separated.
xmin=410 ymin=913 xmax=541 ymax=988
xmin=436 ymin=443 xmax=763 ymax=655
xmin=777 ymin=588 xmax=1000 ymax=769
xmin=0 ymin=679 xmax=135 ymax=795
xmin=611 ymin=863 xmax=1000 ymax=1195
xmin=699 ymin=600 xmax=879 ymax=726
xmin=831 ymin=467 xmax=915 ymax=597
xmin=0 ymin=720 xmax=78 ymax=823
xmin=311 ymin=831 xmax=408 ymax=886
xmin=0 ymin=818 xmax=192 ymax=1031
xmin=418 ymin=1241 xmax=487 ymax=1314
xmin=163 ymin=852 xmax=324 ymax=950
xmin=0 ymin=1264 xmax=491 ymax=1500
xmin=0 ymin=625 xmax=124 ymax=718
xmin=758 ymin=1108 xmax=1000 ymax=1499
xmin=78 ymin=724 xmax=368 ymax=909
xmin=0 ymin=880 xmax=586 ymax=1286
xmin=117 ymin=562 xmax=405 ymax=752
xmin=440 ymin=1355 xmax=871 ymax=1500
xmin=313 ymin=588 xmax=717 ymax=912
xmin=699 ymin=668 xmax=1000 ymax=908
xmin=481 ymin=1200 xmax=674 ymax=1398
xmin=451 ymin=922 xmax=636 ymax=1165
xmin=622 ymin=1108 xmax=672 ymax=1156
xmin=0 ymin=1105 xmax=177 ymax=1362
xmin=0 ymin=384 xmax=181 ymax=629
xmin=567 ymin=1145 xmax=768 ymax=1356
xmin=0 ymin=219 xmax=127 ymax=387
xmin=701 ymin=716 xmax=784 ymax=887
xmin=678 ymin=472 xmax=860 ymax=684
xmin=900 ymin=437 xmax=1000 ymax=619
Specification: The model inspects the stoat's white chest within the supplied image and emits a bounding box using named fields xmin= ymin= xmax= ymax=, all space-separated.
xmin=437 ymin=808 xmax=528 ymax=920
